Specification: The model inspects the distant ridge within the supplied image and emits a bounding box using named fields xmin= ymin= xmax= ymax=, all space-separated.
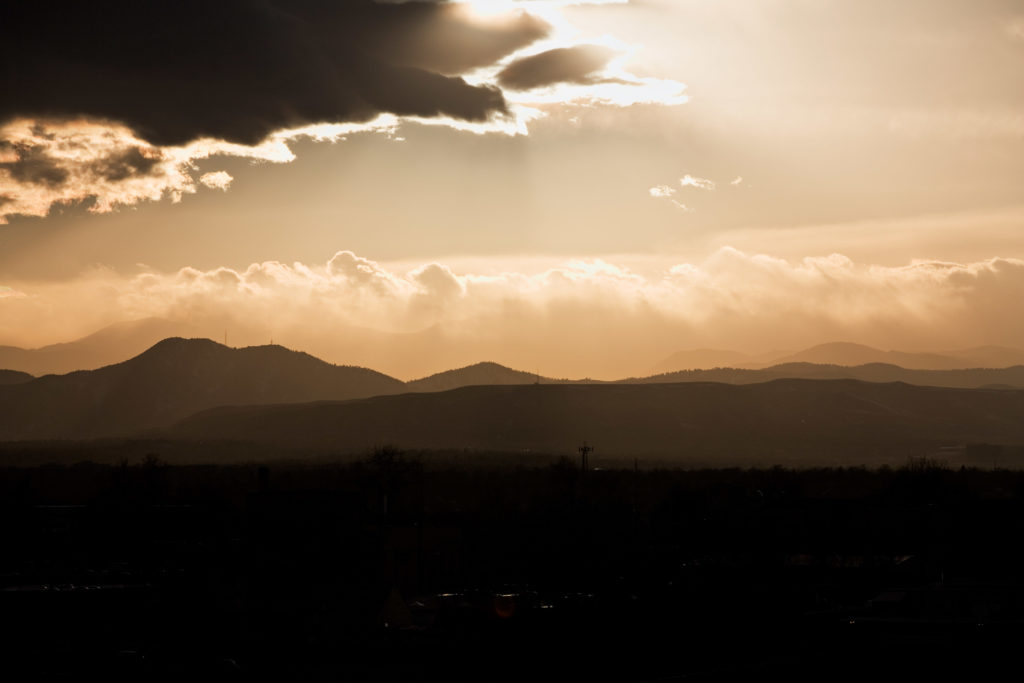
xmin=169 ymin=380 xmax=1024 ymax=463
xmin=946 ymin=345 xmax=1024 ymax=368
xmin=651 ymin=348 xmax=768 ymax=374
xmin=628 ymin=362 xmax=1024 ymax=390
xmin=653 ymin=342 xmax=1024 ymax=373
xmin=770 ymin=342 xmax=970 ymax=370
xmin=0 ymin=318 xmax=198 ymax=376
xmin=0 ymin=337 xmax=404 ymax=440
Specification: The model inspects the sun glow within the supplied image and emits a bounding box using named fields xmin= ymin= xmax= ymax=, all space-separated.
xmin=457 ymin=0 xmax=628 ymax=26
xmin=456 ymin=0 xmax=522 ymax=22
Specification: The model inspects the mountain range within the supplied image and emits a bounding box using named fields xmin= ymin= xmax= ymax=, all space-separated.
xmin=5 ymin=321 xmax=1024 ymax=379
xmin=2 ymin=337 xmax=1024 ymax=460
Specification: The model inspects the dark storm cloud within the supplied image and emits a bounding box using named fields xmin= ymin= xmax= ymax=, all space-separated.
xmin=497 ymin=45 xmax=618 ymax=90
xmin=361 ymin=2 xmax=549 ymax=75
xmin=0 ymin=1 xmax=550 ymax=147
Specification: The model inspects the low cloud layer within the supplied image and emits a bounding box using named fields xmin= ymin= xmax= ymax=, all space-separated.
xmin=4 ymin=249 xmax=1023 ymax=379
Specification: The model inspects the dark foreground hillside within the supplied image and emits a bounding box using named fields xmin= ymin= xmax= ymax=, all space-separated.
xmin=172 ymin=380 xmax=1024 ymax=466
xmin=4 ymin=457 xmax=1024 ymax=681
xmin=0 ymin=369 xmax=33 ymax=385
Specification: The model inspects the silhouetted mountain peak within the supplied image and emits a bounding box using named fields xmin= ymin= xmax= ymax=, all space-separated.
xmin=134 ymin=336 xmax=222 ymax=356
xmin=458 ymin=361 xmax=526 ymax=374
xmin=126 ymin=338 xmax=345 ymax=372
xmin=408 ymin=361 xmax=550 ymax=393
xmin=0 ymin=337 xmax=405 ymax=440
xmin=113 ymin=337 xmax=233 ymax=375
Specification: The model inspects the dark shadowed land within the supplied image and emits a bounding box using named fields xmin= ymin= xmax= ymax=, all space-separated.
xmin=4 ymin=338 xmax=1024 ymax=680
xmin=165 ymin=380 xmax=1024 ymax=468
xmin=5 ymin=457 xmax=1024 ymax=681
xmin=4 ymin=378 xmax=1024 ymax=467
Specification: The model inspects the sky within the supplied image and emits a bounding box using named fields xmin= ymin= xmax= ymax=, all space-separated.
xmin=2 ymin=0 xmax=1024 ymax=379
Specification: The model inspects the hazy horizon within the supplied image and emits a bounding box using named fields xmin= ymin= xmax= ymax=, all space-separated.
xmin=6 ymin=319 xmax=1024 ymax=382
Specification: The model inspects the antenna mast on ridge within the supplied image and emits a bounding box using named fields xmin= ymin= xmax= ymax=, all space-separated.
xmin=579 ymin=441 xmax=593 ymax=472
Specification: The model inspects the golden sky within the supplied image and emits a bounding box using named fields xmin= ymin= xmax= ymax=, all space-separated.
xmin=2 ymin=0 xmax=1024 ymax=378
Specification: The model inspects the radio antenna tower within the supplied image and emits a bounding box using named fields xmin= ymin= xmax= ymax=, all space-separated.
xmin=579 ymin=441 xmax=593 ymax=472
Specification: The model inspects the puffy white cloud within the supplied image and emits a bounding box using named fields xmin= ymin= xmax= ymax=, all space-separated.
xmin=0 ymin=119 xmax=197 ymax=222
xmin=651 ymin=174 xmax=718 ymax=210
xmin=680 ymin=174 xmax=716 ymax=190
xmin=4 ymin=249 xmax=1024 ymax=378
xmin=0 ymin=116 xmax=401 ymax=224
xmin=650 ymin=184 xmax=694 ymax=211
xmin=199 ymin=171 xmax=233 ymax=191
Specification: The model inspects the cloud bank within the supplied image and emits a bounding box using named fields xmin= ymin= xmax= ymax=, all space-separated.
xmin=0 ymin=0 xmax=686 ymax=223
xmin=4 ymin=249 xmax=1023 ymax=378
